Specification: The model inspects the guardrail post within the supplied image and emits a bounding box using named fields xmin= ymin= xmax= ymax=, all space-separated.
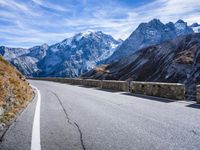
xmin=197 ymin=85 xmax=200 ymax=103
xmin=100 ymin=80 xmax=103 ymax=89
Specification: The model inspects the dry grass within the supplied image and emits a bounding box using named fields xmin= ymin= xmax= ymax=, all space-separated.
xmin=0 ymin=56 xmax=34 ymax=124
xmin=175 ymin=45 xmax=197 ymax=64
xmin=95 ymin=65 xmax=110 ymax=73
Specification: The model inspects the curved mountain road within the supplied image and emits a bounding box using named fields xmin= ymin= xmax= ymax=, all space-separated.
xmin=1 ymin=80 xmax=200 ymax=150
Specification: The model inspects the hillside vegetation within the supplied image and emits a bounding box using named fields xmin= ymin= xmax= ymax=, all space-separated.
xmin=0 ymin=56 xmax=34 ymax=124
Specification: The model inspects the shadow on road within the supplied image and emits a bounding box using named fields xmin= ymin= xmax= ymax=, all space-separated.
xmin=186 ymin=104 xmax=200 ymax=109
xmin=77 ymin=85 xmax=95 ymax=88
xmin=121 ymin=93 xmax=173 ymax=103
xmin=77 ymin=85 xmax=120 ymax=93
xmin=66 ymin=84 xmax=200 ymax=108
xmin=96 ymin=89 xmax=120 ymax=93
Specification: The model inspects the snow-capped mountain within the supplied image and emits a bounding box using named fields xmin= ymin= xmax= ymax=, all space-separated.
xmin=0 ymin=46 xmax=29 ymax=61
xmin=0 ymin=19 xmax=198 ymax=78
xmin=11 ymin=44 xmax=49 ymax=76
xmin=82 ymin=33 xmax=200 ymax=99
xmin=190 ymin=23 xmax=200 ymax=33
xmin=37 ymin=31 xmax=121 ymax=77
xmin=0 ymin=31 xmax=122 ymax=77
xmin=105 ymin=19 xmax=194 ymax=63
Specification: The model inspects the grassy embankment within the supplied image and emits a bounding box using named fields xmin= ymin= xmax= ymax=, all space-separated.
xmin=0 ymin=56 xmax=34 ymax=124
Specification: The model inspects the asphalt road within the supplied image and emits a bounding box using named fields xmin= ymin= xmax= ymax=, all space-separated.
xmin=1 ymin=80 xmax=200 ymax=150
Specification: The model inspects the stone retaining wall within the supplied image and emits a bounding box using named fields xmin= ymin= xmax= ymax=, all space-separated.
xmin=82 ymin=79 xmax=102 ymax=87
xmin=54 ymin=78 xmax=66 ymax=83
xmin=69 ymin=78 xmax=83 ymax=85
xmin=101 ymin=80 xmax=128 ymax=91
xmin=29 ymin=78 xmax=186 ymax=101
xmin=130 ymin=81 xmax=185 ymax=100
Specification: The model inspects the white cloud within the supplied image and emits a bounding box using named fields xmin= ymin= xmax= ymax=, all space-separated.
xmin=0 ymin=0 xmax=199 ymax=47
xmin=110 ymin=0 xmax=200 ymax=39
xmin=0 ymin=0 xmax=40 ymax=16
xmin=31 ymin=0 xmax=70 ymax=12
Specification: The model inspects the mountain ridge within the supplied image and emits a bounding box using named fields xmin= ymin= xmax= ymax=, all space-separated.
xmin=82 ymin=33 xmax=200 ymax=99
xmin=0 ymin=19 xmax=199 ymax=78
xmin=104 ymin=19 xmax=194 ymax=63
xmin=0 ymin=31 xmax=122 ymax=77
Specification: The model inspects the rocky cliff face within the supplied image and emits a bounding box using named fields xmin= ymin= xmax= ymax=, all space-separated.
xmin=11 ymin=44 xmax=49 ymax=76
xmin=0 ymin=57 xmax=33 ymax=125
xmin=0 ymin=31 xmax=121 ymax=77
xmin=0 ymin=46 xmax=29 ymax=61
xmin=82 ymin=33 xmax=200 ymax=99
xmin=106 ymin=19 xmax=194 ymax=63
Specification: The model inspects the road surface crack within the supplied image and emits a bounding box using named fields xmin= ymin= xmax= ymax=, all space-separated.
xmin=74 ymin=122 xmax=86 ymax=150
xmin=50 ymin=91 xmax=86 ymax=150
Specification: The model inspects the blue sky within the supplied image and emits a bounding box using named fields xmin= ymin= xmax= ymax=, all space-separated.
xmin=0 ymin=0 xmax=200 ymax=48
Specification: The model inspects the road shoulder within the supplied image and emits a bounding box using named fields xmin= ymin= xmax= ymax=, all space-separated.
xmin=0 ymin=88 xmax=38 ymax=150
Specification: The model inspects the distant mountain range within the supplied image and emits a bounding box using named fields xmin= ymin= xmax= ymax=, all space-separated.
xmin=83 ymin=33 xmax=200 ymax=82
xmin=0 ymin=31 xmax=121 ymax=77
xmin=0 ymin=19 xmax=199 ymax=78
xmin=105 ymin=19 xmax=194 ymax=63
xmin=82 ymin=33 xmax=200 ymax=99
xmin=190 ymin=23 xmax=200 ymax=33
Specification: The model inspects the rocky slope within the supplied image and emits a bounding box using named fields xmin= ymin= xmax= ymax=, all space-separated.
xmin=105 ymin=19 xmax=194 ymax=63
xmin=0 ymin=31 xmax=121 ymax=77
xmin=37 ymin=31 xmax=121 ymax=77
xmin=82 ymin=33 xmax=200 ymax=98
xmin=0 ymin=20 xmax=198 ymax=78
xmin=11 ymin=44 xmax=49 ymax=76
xmin=0 ymin=57 xmax=33 ymax=126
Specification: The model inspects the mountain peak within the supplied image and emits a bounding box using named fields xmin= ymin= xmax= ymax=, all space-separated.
xmin=82 ymin=33 xmax=200 ymax=93
xmin=2 ymin=31 xmax=121 ymax=77
xmin=190 ymin=23 xmax=200 ymax=33
xmin=79 ymin=30 xmax=93 ymax=35
xmin=76 ymin=30 xmax=103 ymax=36
xmin=190 ymin=23 xmax=200 ymax=27
xmin=149 ymin=18 xmax=162 ymax=24
xmin=106 ymin=19 xmax=194 ymax=63
xmin=137 ymin=19 xmax=164 ymax=30
xmin=42 ymin=43 xmax=48 ymax=47
xmin=73 ymin=31 xmax=106 ymax=41
xmin=176 ymin=19 xmax=185 ymax=24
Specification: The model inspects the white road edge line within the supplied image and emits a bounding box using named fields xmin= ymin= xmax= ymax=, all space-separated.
xmin=31 ymin=86 xmax=41 ymax=150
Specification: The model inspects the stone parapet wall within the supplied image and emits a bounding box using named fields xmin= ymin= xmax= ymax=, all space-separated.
xmin=196 ymin=85 xmax=200 ymax=103
xmin=82 ymin=79 xmax=102 ymax=87
xmin=69 ymin=78 xmax=83 ymax=85
xmin=130 ymin=81 xmax=185 ymax=100
xmin=101 ymin=80 xmax=128 ymax=92
xmin=29 ymin=78 xmax=186 ymax=101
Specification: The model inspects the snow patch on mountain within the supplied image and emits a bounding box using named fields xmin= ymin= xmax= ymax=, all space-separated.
xmin=0 ymin=46 xmax=29 ymax=61
xmin=106 ymin=19 xmax=194 ymax=63
xmin=0 ymin=31 xmax=122 ymax=77
xmin=190 ymin=23 xmax=200 ymax=33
